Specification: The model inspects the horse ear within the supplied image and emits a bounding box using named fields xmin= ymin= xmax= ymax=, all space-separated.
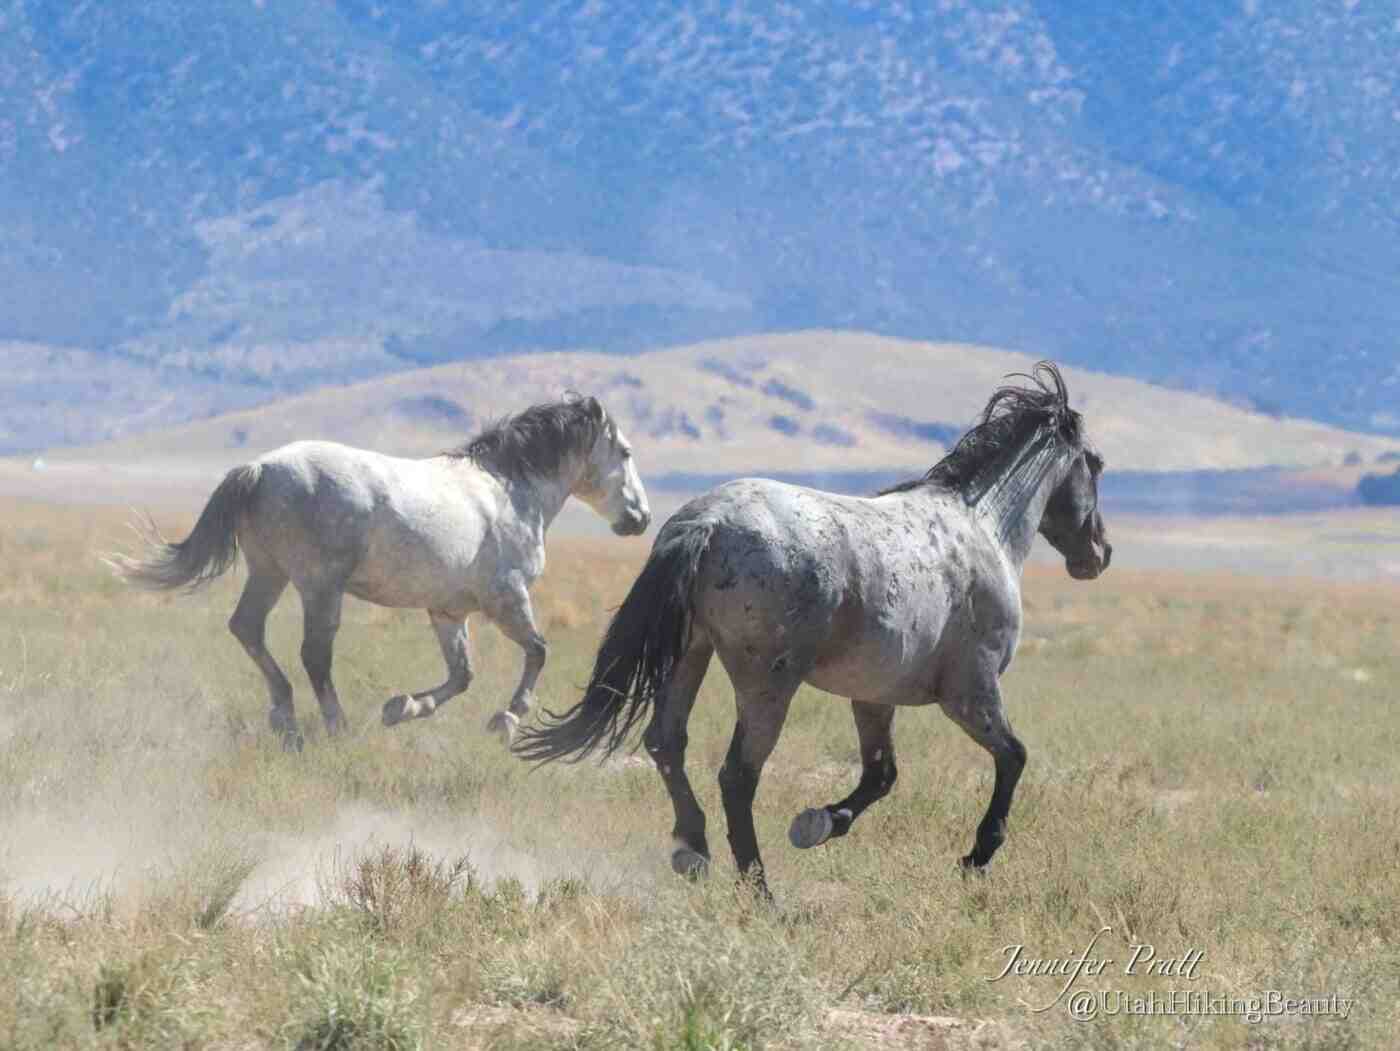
xmin=584 ymin=395 xmax=605 ymax=422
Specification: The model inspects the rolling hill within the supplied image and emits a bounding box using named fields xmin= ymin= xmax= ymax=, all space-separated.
xmin=19 ymin=334 xmax=1395 ymax=508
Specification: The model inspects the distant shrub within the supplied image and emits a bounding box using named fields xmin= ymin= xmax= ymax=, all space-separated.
xmin=811 ymin=423 xmax=856 ymax=447
xmin=768 ymin=415 xmax=801 ymax=436
xmin=1357 ymin=466 xmax=1400 ymax=506
xmin=866 ymin=411 xmax=962 ymax=445
xmin=697 ymin=357 xmax=757 ymax=388
xmin=392 ymin=396 xmax=470 ymax=427
xmin=760 ymin=377 xmax=815 ymax=411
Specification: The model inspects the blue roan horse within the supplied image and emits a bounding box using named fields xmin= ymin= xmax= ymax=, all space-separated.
xmin=515 ymin=364 xmax=1110 ymax=897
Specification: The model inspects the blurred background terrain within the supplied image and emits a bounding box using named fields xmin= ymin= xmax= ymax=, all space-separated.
xmin=4 ymin=0 xmax=1400 ymax=461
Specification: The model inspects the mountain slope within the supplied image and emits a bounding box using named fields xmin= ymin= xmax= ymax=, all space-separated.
xmin=4 ymin=1 xmax=1400 ymax=441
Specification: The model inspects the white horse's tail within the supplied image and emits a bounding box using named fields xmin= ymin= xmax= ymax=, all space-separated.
xmin=513 ymin=518 xmax=714 ymax=765
xmin=108 ymin=464 xmax=263 ymax=592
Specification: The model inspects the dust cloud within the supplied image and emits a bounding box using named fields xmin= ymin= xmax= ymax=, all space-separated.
xmin=0 ymin=673 xmax=633 ymax=916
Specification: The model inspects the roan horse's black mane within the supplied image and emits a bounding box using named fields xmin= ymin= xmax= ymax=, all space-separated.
xmin=448 ymin=395 xmax=611 ymax=481
xmin=880 ymin=361 xmax=1083 ymax=504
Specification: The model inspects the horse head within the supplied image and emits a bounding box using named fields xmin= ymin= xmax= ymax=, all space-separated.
xmin=1039 ymin=439 xmax=1111 ymax=580
xmin=575 ymin=397 xmax=651 ymax=536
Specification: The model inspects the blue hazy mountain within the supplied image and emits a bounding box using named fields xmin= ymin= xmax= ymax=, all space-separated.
xmin=3 ymin=0 xmax=1400 ymax=447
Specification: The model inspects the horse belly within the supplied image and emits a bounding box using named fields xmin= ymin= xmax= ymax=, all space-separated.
xmin=347 ymin=518 xmax=480 ymax=610
xmin=345 ymin=563 xmax=465 ymax=609
xmin=803 ymin=625 xmax=942 ymax=703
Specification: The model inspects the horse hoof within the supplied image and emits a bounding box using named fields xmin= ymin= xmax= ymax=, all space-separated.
xmin=789 ymin=807 xmax=834 ymax=849
xmin=382 ymin=694 xmax=414 ymax=726
xmin=671 ymin=847 xmax=710 ymax=879
xmin=958 ymin=853 xmax=989 ymax=876
xmin=281 ymin=730 xmax=305 ymax=754
xmin=486 ymin=710 xmax=519 ymax=747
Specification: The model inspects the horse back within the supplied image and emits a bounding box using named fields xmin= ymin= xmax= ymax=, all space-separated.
xmin=681 ymin=478 xmax=1019 ymax=701
xmin=245 ymin=442 xmax=500 ymax=607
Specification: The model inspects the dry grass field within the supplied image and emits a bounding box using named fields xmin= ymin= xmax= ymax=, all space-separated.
xmin=2 ymin=497 xmax=1398 ymax=1049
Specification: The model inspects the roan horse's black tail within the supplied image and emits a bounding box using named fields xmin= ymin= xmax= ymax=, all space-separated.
xmin=513 ymin=520 xmax=714 ymax=765
xmin=107 ymin=464 xmax=263 ymax=592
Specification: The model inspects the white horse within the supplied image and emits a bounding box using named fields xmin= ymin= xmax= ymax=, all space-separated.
xmin=515 ymin=365 xmax=1109 ymax=898
xmin=112 ymin=395 xmax=650 ymax=749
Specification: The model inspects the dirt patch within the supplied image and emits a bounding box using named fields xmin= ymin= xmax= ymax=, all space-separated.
xmin=601 ymin=754 xmax=653 ymax=774
xmin=1152 ymin=788 xmax=1199 ymax=816
xmin=798 ymin=760 xmax=863 ymax=791
xmin=824 ymin=1008 xmax=1018 ymax=1049
xmin=450 ymin=1005 xmax=580 ymax=1047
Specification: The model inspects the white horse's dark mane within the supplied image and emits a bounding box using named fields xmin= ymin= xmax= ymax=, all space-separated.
xmin=448 ymin=395 xmax=612 ymax=481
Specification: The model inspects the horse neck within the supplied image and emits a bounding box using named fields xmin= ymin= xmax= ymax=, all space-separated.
xmin=506 ymin=454 xmax=587 ymax=535
xmin=973 ymin=436 xmax=1070 ymax=571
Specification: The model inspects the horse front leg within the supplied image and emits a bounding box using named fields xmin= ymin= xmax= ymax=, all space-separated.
xmin=481 ymin=575 xmax=546 ymax=747
xmin=790 ymin=700 xmax=898 ymax=849
xmin=941 ymin=669 xmax=1026 ymax=871
xmin=381 ymin=611 xmax=474 ymax=727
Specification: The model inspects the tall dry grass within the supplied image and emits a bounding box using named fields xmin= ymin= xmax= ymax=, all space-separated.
xmin=2 ymin=498 xmax=1398 ymax=1049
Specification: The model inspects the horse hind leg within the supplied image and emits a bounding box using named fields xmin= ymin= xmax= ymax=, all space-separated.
xmin=381 ymin=612 xmax=474 ymax=727
xmin=228 ymin=564 xmax=300 ymax=750
xmin=790 ymin=700 xmax=898 ymax=849
xmin=298 ymin=584 xmax=349 ymax=739
xmin=717 ymin=671 xmax=801 ymax=899
xmin=642 ymin=638 xmax=715 ymax=879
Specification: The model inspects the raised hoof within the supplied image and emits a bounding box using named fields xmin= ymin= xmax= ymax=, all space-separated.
xmin=671 ymin=847 xmax=710 ymax=879
xmin=789 ymin=807 xmax=835 ymax=849
xmin=381 ymin=694 xmax=422 ymax=727
xmin=485 ymin=710 xmax=519 ymax=747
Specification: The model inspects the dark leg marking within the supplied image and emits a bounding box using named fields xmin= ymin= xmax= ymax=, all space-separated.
xmin=644 ymin=640 xmax=715 ymax=878
xmin=790 ymin=700 xmax=898 ymax=849
xmin=717 ymin=682 xmax=797 ymax=899
xmin=942 ymin=679 xmax=1026 ymax=870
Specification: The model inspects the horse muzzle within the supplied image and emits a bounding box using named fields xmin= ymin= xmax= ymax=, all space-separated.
xmin=613 ymin=509 xmax=651 ymax=536
xmin=1067 ymin=538 xmax=1111 ymax=580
